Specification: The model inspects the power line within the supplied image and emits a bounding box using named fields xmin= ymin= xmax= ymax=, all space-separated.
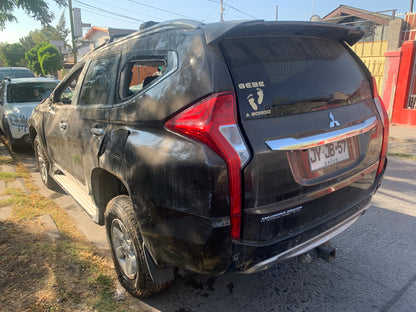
xmin=208 ymin=0 xmax=257 ymax=20
xmin=89 ymin=0 xmax=161 ymax=21
xmin=76 ymin=5 xmax=139 ymax=26
xmin=225 ymin=3 xmax=257 ymax=19
xmin=127 ymin=0 xmax=198 ymax=20
xmin=202 ymin=4 xmax=219 ymax=22
xmin=73 ymin=0 xmax=145 ymax=23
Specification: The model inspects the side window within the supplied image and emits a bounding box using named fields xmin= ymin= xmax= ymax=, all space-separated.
xmin=119 ymin=59 xmax=166 ymax=100
xmin=79 ymin=56 xmax=118 ymax=105
xmin=55 ymin=68 xmax=83 ymax=104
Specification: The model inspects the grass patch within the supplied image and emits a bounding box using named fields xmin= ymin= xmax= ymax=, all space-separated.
xmin=0 ymin=154 xmax=133 ymax=311
xmin=387 ymin=152 xmax=416 ymax=160
xmin=93 ymin=274 xmax=120 ymax=312
xmin=0 ymin=171 xmax=18 ymax=182
xmin=0 ymin=155 xmax=14 ymax=164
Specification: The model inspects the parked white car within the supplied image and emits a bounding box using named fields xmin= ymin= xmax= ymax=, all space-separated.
xmin=0 ymin=67 xmax=34 ymax=81
xmin=0 ymin=77 xmax=59 ymax=151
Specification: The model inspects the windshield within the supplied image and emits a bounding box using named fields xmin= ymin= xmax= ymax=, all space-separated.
xmin=0 ymin=69 xmax=34 ymax=80
xmin=7 ymin=82 xmax=58 ymax=103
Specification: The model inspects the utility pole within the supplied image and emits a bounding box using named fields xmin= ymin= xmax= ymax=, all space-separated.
xmin=68 ymin=0 xmax=77 ymax=64
xmin=220 ymin=0 xmax=224 ymax=22
xmin=411 ymin=0 xmax=414 ymax=12
xmin=311 ymin=0 xmax=316 ymax=18
xmin=276 ymin=5 xmax=278 ymax=21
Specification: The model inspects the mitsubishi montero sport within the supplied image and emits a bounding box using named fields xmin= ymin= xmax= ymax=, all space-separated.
xmin=28 ymin=20 xmax=389 ymax=297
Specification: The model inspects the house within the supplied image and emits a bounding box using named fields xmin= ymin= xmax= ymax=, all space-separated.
xmin=321 ymin=5 xmax=396 ymax=42
xmin=78 ymin=27 xmax=137 ymax=58
xmin=319 ymin=5 xmax=416 ymax=126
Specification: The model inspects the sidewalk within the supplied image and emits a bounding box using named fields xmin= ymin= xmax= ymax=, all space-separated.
xmin=388 ymin=124 xmax=416 ymax=157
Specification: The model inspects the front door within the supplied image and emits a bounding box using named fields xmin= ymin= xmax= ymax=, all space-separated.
xmin=65 ymin=55 xmax=119 ymax=185
xmin=44 ymin=66 xmax=85 ymax=173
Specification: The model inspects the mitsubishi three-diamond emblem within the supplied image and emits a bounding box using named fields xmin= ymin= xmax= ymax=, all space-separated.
xmin=329 ymin=112 xmax=340 ymax=128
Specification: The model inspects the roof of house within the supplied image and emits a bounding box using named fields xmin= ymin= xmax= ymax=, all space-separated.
xmin=322 ymin=5 xmax=400 ymax=25
xmin=84 ymin=27 xmax=137 ymax=40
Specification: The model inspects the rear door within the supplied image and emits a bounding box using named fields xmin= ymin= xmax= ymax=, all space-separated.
xmin=220 ymin=35 xmax=383 ymax=242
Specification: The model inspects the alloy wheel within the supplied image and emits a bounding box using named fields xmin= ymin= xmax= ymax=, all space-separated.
xmin=111 ymin=219 xmax=138 ymax=279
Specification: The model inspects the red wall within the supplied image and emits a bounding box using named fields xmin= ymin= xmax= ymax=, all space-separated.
xmin=391 ymin=41 xmax=416 ymax=125
xmin=382 ymin=50 xmax=401 ymax=115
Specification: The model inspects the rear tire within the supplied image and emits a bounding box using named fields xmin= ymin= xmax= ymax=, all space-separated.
xmin=105 ymin=195 xmax=169 ymax=298
xmin=33 ymin=136 xmax=55 ymax=189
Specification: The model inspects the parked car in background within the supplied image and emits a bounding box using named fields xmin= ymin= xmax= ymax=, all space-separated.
xmin=28 ymin=20 xmax=389 ymax=298
xmin=0 ymin=77 xmax=59 ymax=151
xmin=0 ymin=67 xmax=35 ymax=80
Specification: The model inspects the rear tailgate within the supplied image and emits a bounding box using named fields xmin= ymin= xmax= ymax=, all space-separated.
xmin=219 ymin=25 xmax=383 ymax=243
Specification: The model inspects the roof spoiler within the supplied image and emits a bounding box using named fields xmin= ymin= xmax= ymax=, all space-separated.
xmin=203 ymin=21 xmax=365 ymax=46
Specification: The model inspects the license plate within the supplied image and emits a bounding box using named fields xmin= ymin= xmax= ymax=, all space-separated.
xmin=308 ymin=139 xmax=349 ymax=171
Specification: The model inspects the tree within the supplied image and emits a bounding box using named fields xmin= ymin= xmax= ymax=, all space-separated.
xmin=0 ymin=0 xmax=66 ymax=30
xmin=25 ymin=42 xmax=46 ymax=75
xmin=38 ymin=43 xmax=62 ymax=75
xmin=20 ymin=25 xmax=64 ymax=51
xmin=26 ymin=42 xmax=62 ymax=76
xmin=0 ymin=43 xmax=27 ymax=66
xmin=56 ymin=11 xmax=69 ymax=43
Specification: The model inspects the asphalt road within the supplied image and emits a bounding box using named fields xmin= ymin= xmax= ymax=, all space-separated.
xmin=18 ymin=152 xmax=416 ymax=312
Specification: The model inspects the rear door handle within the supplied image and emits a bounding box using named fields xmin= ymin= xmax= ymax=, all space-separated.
xmin=59 ymin=121 xmax=67 ymax=130
xmin=91 ymin=128 xmax=104 ymax=137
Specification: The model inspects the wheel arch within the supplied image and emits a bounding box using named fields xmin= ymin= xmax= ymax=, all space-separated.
xmin=29 ymin=126 xmax=38 ymax=145
xmin=90 ymin=168 xmax=130 ymax=225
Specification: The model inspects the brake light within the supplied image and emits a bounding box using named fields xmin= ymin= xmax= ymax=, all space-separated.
xmin=165 ymin=92 xmax=250 ymax=240
xmin=372 ymin=77 xmax=389 ymax=176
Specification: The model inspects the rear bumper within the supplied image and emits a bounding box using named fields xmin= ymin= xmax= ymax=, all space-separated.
xmin=231 ymin=172 xmax=384 ymax=273
xmin=235 ymin=161 xmax=386 ymax=273
xmin=144 ymin=194 xmax=374 ymax=275
xmin=241 ymin=200 xmax=370 ymax=273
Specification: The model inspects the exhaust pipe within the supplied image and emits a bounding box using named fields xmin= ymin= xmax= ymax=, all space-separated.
xmin=297 ymin=242 xmax=336 ymax=264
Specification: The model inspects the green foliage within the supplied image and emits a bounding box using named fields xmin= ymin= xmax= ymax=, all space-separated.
xmin=38 ymin=43 xmax=62 ymax=75
xmin=26 ymin=42 xmax=62 ymax=76
xmin=0 ymin=0 xmax=66 ymax=31
xmin=0 ymin=43 xmax=27 ymax=66
xmin=25 ymin=42 xmax=47 ymax=75
xmin=20 ymin=25 xmax=64 ymax=51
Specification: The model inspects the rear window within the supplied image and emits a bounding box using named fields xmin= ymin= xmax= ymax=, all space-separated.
xmin=221 ymin=36 xmax=372 ymax=118
xmin=7 ymin=82 xmax=58 ymax=103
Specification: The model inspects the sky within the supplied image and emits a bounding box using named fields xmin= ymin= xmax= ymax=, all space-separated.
xmin=0 ymin=0 xmax=411 ymax=44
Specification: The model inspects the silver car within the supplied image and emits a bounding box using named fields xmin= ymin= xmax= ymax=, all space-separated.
xmin=0 ymin=77 xmax=59 ymax=151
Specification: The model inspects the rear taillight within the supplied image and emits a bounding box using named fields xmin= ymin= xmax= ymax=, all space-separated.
xmin=372 ymin=77 xmax=389 ymax=176
xmin=165 ymin=92 xmax=250 ymax=240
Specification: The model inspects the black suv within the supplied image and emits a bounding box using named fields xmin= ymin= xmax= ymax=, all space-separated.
xmin=28 ymin=20 xmax=389 ymax=297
